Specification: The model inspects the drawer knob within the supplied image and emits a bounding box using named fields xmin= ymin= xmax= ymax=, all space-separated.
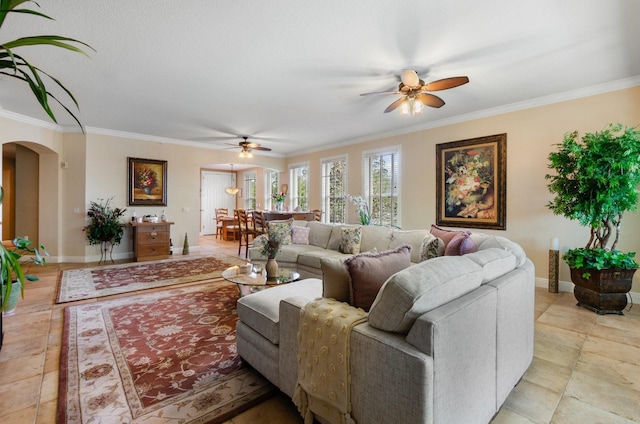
xmin=150 ymin=230 xmax=157 ymax=238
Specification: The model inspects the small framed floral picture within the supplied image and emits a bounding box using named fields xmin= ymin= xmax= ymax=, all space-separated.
xmin=127 ymin=157 xmax=167 ymax=206
xmin=436 ymin=134 xmax=507 ymax=230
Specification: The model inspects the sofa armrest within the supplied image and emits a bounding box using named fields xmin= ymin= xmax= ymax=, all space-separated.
xmin=278 ymin=295 xmax=316 ymax=397
xmin=350 ymin=323 xmax=434 ymax=424
xmin=404 ymin=284 xmax=498 ymax=424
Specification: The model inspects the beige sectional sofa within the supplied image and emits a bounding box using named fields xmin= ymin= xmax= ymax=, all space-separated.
xmin=248 ymin=221 xmax=433 ymax=279
xmin=239 ymin=224 xmax=535 ymax=424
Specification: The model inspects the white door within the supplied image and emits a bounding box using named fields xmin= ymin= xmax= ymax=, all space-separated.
xmin=201 ymin=171 xmax=236 ymax=235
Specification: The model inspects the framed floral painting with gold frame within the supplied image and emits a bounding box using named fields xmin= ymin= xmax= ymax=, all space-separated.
xmin=128 ymin=157 xmax=167 ymax=206
xmin=436 ymin=134 xmax=506 ymax=230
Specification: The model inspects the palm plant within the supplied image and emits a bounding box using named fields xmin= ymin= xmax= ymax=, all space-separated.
xmin=0 ymin=0 xmax=92 ymax=129
xmin=0 ymin=188 xmax=48 ymax=312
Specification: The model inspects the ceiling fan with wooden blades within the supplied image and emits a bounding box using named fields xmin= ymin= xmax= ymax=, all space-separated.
xmin=360 ymin=70 xmax=469 ymax=115
xmin=225 ymin=136 xmax=272 ymax=158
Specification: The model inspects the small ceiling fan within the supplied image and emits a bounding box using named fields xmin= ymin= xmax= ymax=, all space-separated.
xmin=226 ymin=136 xmax=272 ymax=158
xmin=360 ymin=70 xmax=469 ymax=115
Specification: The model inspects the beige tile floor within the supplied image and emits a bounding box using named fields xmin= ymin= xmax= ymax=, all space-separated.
xmin=0 ymin=235 xmax=639 ymax=423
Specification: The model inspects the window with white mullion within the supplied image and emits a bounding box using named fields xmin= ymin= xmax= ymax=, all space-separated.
xmin=243 ymin=171 xmax=257 ymax=210
xmin=264 ymin=170 xmax=279 ymax=210
xmin=363 ymin=148 xmax=400 ymax=227
xmin=289 ymin=163 xmax=309 ymax=210
xmin=321 ymin=156 xmax=347 ymax=223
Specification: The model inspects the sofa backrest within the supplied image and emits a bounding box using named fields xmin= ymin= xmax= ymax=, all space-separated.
xmin=368 ymin=255 xmax=484 ymax=334
xmin=389 ymin=229 xmax=430 ymax=263
xmin=306 ymin=221 xmax=334 ymax=249
xmin=470 ymin=233 xmax=527 ymax=268
xmin=368 ymin=248 xmax=518 ymax=334
xmin=306 ymin=222 xmax=429 ymax=262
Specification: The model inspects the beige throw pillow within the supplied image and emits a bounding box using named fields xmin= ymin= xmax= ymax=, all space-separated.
xmin=321 ymin=257 xmax=351 ymax=302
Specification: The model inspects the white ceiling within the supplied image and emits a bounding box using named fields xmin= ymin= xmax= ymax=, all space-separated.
xmin=1 ymin=0 xmax=639 ymax=158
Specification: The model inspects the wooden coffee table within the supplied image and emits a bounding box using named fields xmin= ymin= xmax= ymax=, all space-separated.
xmin=222 ymin=265 xmax=300 ymax=297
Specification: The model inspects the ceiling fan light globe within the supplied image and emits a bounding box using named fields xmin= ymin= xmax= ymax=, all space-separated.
xmin=413 ymin=99 xmax=424 ymax=114
xmin=400 ymin=70 xmax=420 ymax=87
xmin=400 ymin=100 xmax=410 ymax=115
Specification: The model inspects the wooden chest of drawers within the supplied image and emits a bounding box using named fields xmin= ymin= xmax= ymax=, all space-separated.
xmin=130 ymin=222 xmax=174 ymax=262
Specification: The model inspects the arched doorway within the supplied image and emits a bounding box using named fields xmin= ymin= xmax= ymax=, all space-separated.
xmin=2 ymin=141 xmax=59 ymax=251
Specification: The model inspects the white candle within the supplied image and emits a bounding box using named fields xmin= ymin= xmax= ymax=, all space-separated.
xmin=550 ymin=237 xmax=559 ymax=251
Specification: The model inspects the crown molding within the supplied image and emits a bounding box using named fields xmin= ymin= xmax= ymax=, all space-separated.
xmin=0 ymin=108 xmax=62 ymax=131
xmin=3 ymin=76 xmax=639 ymax=157
xmin=289 ymin=76 xmax=640 ymax=157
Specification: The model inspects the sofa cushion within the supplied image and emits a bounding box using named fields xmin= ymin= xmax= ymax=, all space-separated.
xmin=419 ymin=234 xmax=445 ymax=262
xmin=368 ymin=255 xmax=484 ymax=334
xmin=339 ymin=226 xmax=362 ymax=254
xmin=359 ymin=225 xmax=393 ymax=253
xmin=236 ymin=278 xmax=322 ymax=345
xmin=345 ymin=245 xmax=412 ymax=311
xmin=464 ymin=248 xmax=517 ymax=283
xmin=320 ymin=257 xmax=351 ymax=302
xmin=292 ymin=226 xmax=310 ymax=245
xmin=390 ymin=229 xmax=430 ymax=262
xmin=306 ymin=221 xmax=334 ymax=249
xmin=298 ymin=248 xmax=350 ymax=269
xmin=470 ymin=233 xmax=527 ymax=268
xmin=268 ymin=218 xmax=293 ymax=245
xmin=444 ymin=231 xmax=477 ymax=256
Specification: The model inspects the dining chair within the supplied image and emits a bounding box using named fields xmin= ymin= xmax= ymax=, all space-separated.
xmin=312 ymin=209 xmax=322 ymax=222
xmin=236 ymin=209 xmax=256 ymax=257
xmin=214 ymin=208 xmax=228 ymax=239
xmin=252 ymin=210 xmax=267 ymax=236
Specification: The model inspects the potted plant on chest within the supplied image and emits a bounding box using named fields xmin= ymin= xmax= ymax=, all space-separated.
xmin=546 ymin=123 xmax=640 ymax=314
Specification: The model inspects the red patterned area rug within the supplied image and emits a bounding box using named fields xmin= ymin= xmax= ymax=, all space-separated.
xmin=56 ymin=253 xmax=246 ymax=303
xmin=57 ymin=281 xmax=275 ymax=423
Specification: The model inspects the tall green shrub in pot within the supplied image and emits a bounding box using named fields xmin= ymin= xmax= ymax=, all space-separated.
xmin=545 ymin=123 xmax=640 ymax=313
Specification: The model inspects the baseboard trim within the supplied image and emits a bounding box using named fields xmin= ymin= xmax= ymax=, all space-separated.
xmin=535 ymin=277 xmax=640 ymax=305
xmin=56 ymin=246 xmax=203 ymax=264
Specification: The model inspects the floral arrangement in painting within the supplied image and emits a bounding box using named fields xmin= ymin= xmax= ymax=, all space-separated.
xmin=346 ymin=194 xmax=371 ymax=225
xmin=136 ymin=167 xmax=158 ymax=191
xmin=444 ymin=147 xmax=495 ymax=219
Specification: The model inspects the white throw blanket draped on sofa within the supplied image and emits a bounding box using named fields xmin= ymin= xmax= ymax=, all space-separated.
xmin=293 ymin=298 xmax=367 ymax=424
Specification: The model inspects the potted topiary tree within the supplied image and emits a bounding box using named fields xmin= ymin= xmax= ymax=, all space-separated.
xmin=546 ymin=123 xmax=640 ymax=314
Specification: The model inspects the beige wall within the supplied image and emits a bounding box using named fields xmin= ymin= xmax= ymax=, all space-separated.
xmin=285 ymin=86 xmax=640 ymax=291
xmin=1 ymin=86 xmax=639 ymax=292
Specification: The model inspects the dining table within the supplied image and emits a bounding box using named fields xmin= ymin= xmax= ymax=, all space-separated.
xmin=219 ymin=216 xmax=239 ymax=241
xmin=262 ymin=211 xmax=315 ymax=222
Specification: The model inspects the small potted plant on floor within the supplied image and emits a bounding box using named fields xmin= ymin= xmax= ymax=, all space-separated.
xmin=546 ymin=123 xmax=640 ymax=314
